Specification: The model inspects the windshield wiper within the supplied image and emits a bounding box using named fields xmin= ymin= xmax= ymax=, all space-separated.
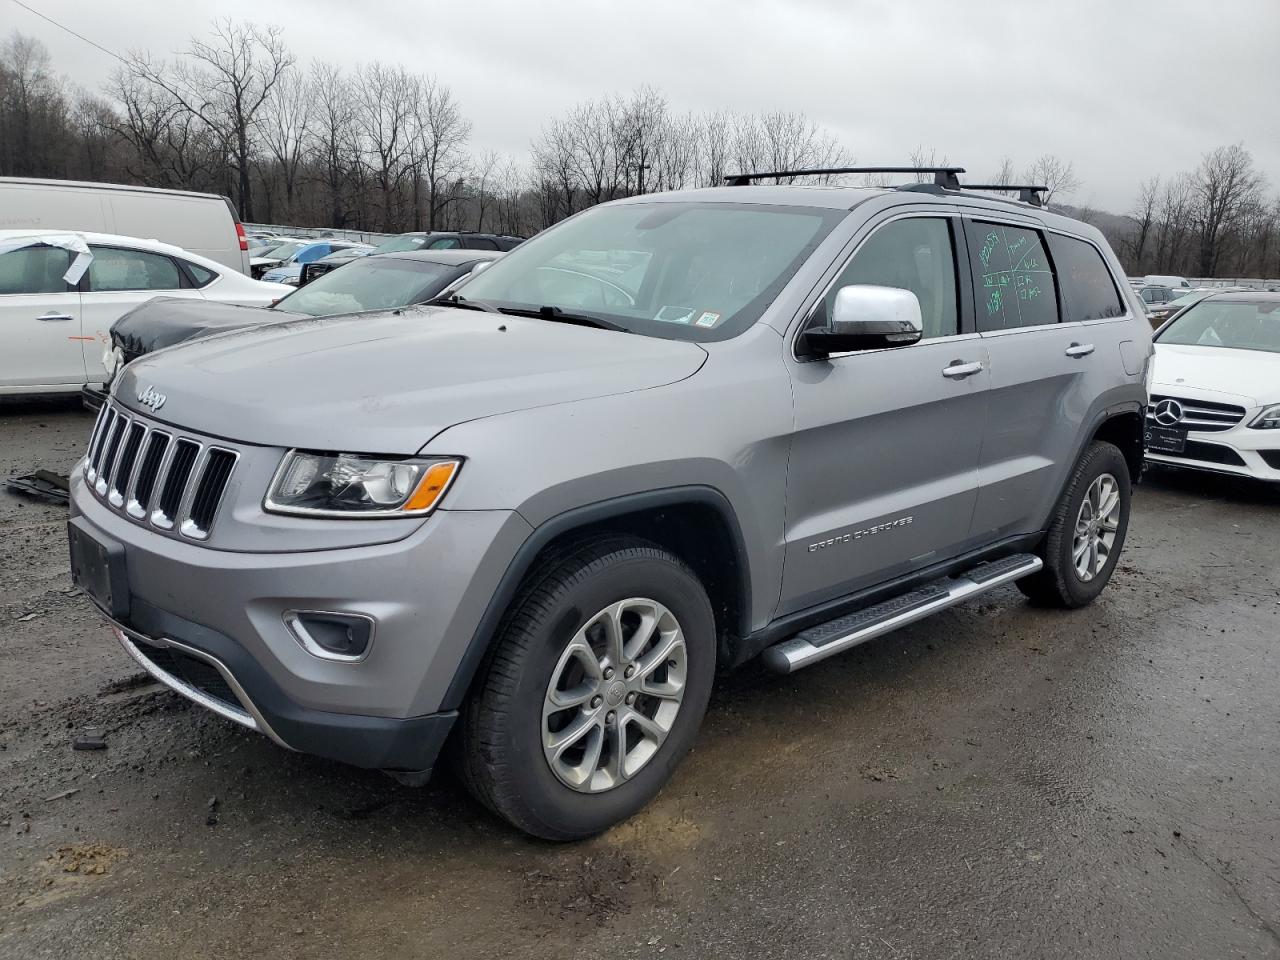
xmin=497 ymin=304 xmax=629 ymax=332
xmin=427 ymin=293 xmax=502 ymax=314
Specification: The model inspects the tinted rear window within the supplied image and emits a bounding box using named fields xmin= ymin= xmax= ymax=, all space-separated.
xmin=1046 ymin=233 xmax=1124 ymax=322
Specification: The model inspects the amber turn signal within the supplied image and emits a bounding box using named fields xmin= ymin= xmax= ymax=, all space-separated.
xmin=402 ymin=460 xmax=460 ymax=512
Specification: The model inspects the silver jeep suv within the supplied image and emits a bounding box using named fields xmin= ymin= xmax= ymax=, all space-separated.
xmin=69 ymin=168 xmax=1151 ymax=839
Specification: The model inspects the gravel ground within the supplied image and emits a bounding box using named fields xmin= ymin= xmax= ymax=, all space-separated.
xmin=1 ymin=398 xmax=1278 ymax=959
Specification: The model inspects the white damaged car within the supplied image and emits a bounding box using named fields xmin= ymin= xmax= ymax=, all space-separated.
xmin=1145 ymin=292 xmax=1280 ymax=482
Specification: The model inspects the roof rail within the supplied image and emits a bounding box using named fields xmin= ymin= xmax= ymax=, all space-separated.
xmin=955 ymin=184 xmax=1048 ymax=208
xmin=721 ymin=165 xmax=1051 ymax=208
xmin=723 ymin=166 xmax=965 ymax=189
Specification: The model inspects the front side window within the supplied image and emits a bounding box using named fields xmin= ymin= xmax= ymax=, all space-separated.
xmin=1156 ymin=299 xmax=1280 ymax=354
xmin=818 ymin=217 xmax=959 ymax=340
xmin=87 ymin=246 xmax=181 ymax=292
xmin=969 ymin=223 xmax=1059 ymax=331
xmin=428 ymin=237 xmax=462 ymax=250
xmin=1046 ymin=233 xmax=1124 ymax=322
xmin=459 ymin=201 xmax=844 ymax=342
xmin=0 ymin=245 xmax=70 ymax=294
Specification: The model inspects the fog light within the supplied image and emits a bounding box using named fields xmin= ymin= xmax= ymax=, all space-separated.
xmin=284 ymin=610 xmax=375 ymax=662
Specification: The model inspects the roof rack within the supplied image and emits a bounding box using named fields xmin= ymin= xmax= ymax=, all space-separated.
xmin=955 ymin=184 xmax=1048 ymax=208
xmin=723 ymin=166 xmax=965 ymax=189
xmin=722 ymin=165 xmax=1050 ymax=208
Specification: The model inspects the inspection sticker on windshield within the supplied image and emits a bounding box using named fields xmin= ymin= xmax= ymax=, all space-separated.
xmin=654 ymin=305 xmax=697 ymax=324
xmin=694 ymin=311 xmax=721 ymax=328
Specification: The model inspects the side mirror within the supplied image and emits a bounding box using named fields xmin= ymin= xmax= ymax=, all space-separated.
xmin=799 ymin=284 xmax=923 ymax=357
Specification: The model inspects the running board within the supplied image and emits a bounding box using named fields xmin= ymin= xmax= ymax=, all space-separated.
xmin=762 ymin=553 xmax=1043 ymax=674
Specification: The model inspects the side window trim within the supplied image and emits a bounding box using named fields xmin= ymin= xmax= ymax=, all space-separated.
xmin=961 ymin=216 xmax=1064 ymax=333
xmin=789 ymin=209 xmax=970 ymax=361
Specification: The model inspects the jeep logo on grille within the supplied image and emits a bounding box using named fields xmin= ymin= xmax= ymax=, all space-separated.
xmin=1153 ymin=399 xmax=1183 ymax=426
xmin=137 ymin=385 xmax=167 ymax=413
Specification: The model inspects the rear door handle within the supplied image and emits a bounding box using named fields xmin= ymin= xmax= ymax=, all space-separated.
xmin=37 ymin=312 xmax=74 ymax=322
xmin=942 ymin=360 xmax=984 ymax=379
xmin=1065 ymin=342 xmax=1095 ymax=358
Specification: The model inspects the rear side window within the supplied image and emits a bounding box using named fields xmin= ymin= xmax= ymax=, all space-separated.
xmin=1046 ymin=234 xmax=1124 ymax=322
xmin=969 ymin=223 xmax=1059 ymax=331
xmin=183 ymin=261 xmax=217 ymax=287
xmin=0 ymin=245 xmax=70 ymax=294
xmin=87 ymin=246 xmax=181 ymax=291
xmin=468 ymin=238 xmax=499 ymax=250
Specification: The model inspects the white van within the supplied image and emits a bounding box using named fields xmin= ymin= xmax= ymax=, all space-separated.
xmin=0 ymin=178 xmax=250 ymax=275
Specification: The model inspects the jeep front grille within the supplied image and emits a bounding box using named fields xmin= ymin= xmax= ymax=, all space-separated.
xmin=84 ymin=403 xmax=238 ymax=541
xmin=1147 ymin=395 xmax=1246 ymax=432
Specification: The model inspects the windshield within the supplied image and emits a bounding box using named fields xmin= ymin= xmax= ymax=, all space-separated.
xmin=274 ymin=256 xmax=460 ymax=317
xmin=261 ymin=240 xmax=304 ymax=261
xmin=457 ymin=201 xmax=844 ymax=341
xmin=374 ymin=234 xmax=429 ymax=254
xmin=1156 ymin=299 xmax=1280 ymax=354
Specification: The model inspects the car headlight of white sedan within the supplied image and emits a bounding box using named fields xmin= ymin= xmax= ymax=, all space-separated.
xmin=1249 ymin=404 xmax=1280 ymax=430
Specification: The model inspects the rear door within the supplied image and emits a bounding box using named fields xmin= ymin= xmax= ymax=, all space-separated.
xmin=0 ymin=243 xmax=85 ymax=389
xmin=779 ymin=211 xmax=990 ymax=615
xmin=80 ymin=245 xmax=194 ymax=383
xmin=964 ymin=218 xmax=1129 ymax=541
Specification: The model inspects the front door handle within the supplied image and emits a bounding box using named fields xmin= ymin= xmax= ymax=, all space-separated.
xmin=1065 ymin=342 xmax=1095 ymax=358
xmin=942 ymin=360 xmax=984 ymax=379
xmin=37 ymin=312 xmax=74 ymax=322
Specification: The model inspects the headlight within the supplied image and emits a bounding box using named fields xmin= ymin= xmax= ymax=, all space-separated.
xmin=265 ymin=451 xmax=461 ymax=517
xmin=1249 ymin=404 xmax=1280 ymax=430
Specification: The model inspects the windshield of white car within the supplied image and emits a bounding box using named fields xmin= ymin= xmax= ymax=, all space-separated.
xmin=273 ymin=256 xmax=459 ymax=317
xmin=1157 ymin=299 xmax=1280 ymax=354
xmin=455 ymin=201 xmax=845 ymax=342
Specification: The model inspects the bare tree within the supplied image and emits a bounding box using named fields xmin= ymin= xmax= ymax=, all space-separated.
xmin=261 ymin=65 xmax=312 ymax=223
xmin=990 ymin=156 xmax=1016 ymax=187
xmin=352 ymin=62 xmax=418 ymax=231
xmin=1192 ymin=143 xmax=1264 ymax=276
xmin=1022 ymin=154 xmax=1078 ymax=205
xmin=1124 ymin=175 xmax=1160 ymax=270
xmin=413 ymin=77 xmax=472 ymax=230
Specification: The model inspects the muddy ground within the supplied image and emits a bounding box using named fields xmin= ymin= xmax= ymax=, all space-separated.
xmin=1 ymin=397 xmax=1278 ymax=959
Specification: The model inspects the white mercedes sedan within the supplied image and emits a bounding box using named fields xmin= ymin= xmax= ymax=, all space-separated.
xmin=1145 ymin=292 xmax=1280 ymax=482
xmin=0 ymin=230 xmax=289 ymax=398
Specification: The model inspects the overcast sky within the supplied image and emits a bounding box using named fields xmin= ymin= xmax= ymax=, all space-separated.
xmin=10 ymin=0 xmax=1279 ymax=212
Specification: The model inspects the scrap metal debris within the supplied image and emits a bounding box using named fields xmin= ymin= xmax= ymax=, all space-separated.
xmin=5 ymin=469 xmax=69 ymax=505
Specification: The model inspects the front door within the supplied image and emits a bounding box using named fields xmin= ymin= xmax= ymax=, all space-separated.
xmin=780 ymin=214 xmax=989 ymax=616
xmin=0 ymin=243 xmax=85 ymax=389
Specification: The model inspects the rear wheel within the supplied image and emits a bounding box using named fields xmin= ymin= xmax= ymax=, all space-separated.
xmin=1018 ymin=441 xmax=1131 ymax=608
xmin=456 ymin=536 xmax=715 ymax=840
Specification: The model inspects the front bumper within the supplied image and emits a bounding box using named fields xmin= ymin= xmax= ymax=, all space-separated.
xmin=69 ymin=464 xmax=532 ymax=772
xmin=1145 ymin=429 xmax=1280 ymax=481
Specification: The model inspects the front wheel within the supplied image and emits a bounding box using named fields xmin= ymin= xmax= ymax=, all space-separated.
xmin=456 ymin=536 xmax=716 ymax=840
xmin=1018 ymin=441 xmax=1132 ymax=608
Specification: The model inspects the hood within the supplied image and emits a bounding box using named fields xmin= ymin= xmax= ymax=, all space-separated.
xmin=115 ymin=305 xmax=708 ymax=452
xmin=250 ymin=256 xmax=283 ymax=267
xmin=111 ymin=297 xmax=301 ymax=357
xmin=1151 ymin=343 xmax=1280 ymax=405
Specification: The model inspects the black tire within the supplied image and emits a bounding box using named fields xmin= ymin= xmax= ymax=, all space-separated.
xmin=1017 ymin=441 xmax=1132 ymax=608
xmin=455 ymin=536 xmax=716 ymax=841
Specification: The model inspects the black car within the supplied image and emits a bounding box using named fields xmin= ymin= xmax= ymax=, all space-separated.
xmin=301 ymin=230 xmax=524 ymax=285
xmin=85 ymin=249 xmax=504 ymax=409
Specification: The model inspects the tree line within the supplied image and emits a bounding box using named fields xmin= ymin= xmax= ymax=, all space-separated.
xmin=1 ymin=23 xmax=1276 ymax=278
